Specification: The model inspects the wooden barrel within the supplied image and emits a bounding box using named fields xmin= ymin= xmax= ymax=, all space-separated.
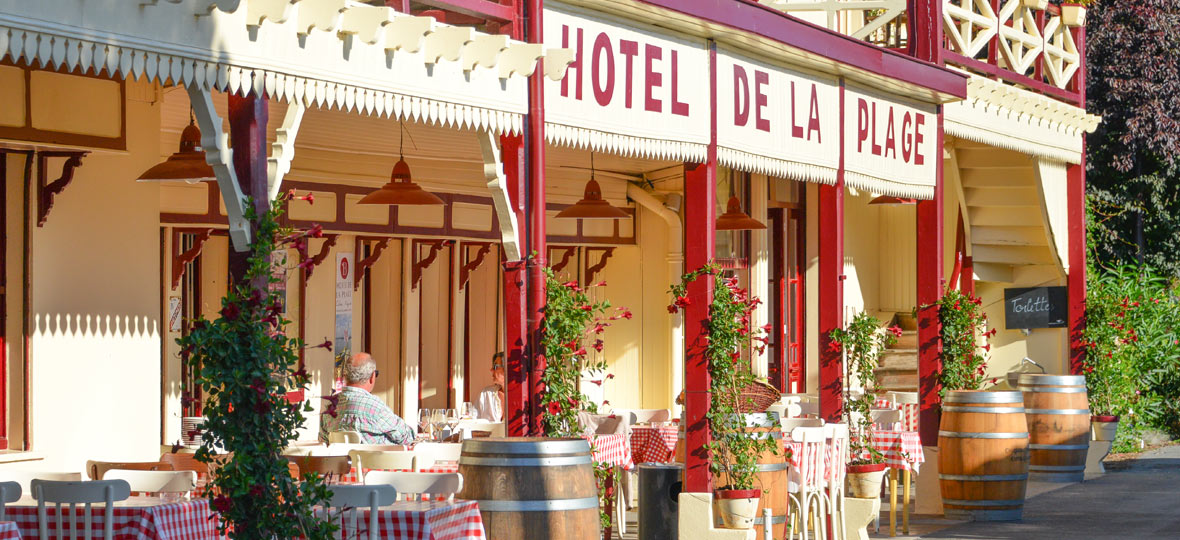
xmin=938 ymin=391 xmax=1029 ymax=521
xmin=457 ymin=437 xmax=599 ymax=540
xmin=1017 ymin=374 xmax=1090 ymax=482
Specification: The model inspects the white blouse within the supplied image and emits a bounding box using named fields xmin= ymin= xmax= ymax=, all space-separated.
xmin=476 ymin=384 xmax=503 ymax=422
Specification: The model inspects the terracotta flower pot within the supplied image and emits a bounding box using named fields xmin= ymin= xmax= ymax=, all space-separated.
xmin=1092 ymin=416 xmax=1119 ymax=442
xmin=846 ymin=463 xmax=888 ymax=498
xmin=714 ymin=489 xmax=761 ymax=530
xmin=1061 ymin=4 xmax=1087 ymax=27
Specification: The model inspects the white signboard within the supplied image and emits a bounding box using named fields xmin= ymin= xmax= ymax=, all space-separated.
xmin=334 ymin=252 xmax=354 ymax=392
xmin=843 ymin=84 xmax=938 ymax=197
xmin=716 ymin=47 xmax=840 ymax=181
xmin=544 ymin=3 xmax=710 ymax=159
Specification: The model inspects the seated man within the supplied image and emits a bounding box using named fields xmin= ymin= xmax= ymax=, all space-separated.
xmin=319 ymin=352 xmax=414 ymax=445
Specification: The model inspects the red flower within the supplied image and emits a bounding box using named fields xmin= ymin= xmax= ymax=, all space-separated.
xmin=592 ymin=339 xmax=604 ymax=352
xmin=594 ymin=281 xmax=608 ymax=287
xmin=567 ymin=397 xmax=579 ymax=407
xmin=588 ymin=379 xmax=603 ymax=386
xmin=606 ymin=373 xmax=615 ymax=380
xmin=620 ymin=309 xmax=633 ymax=320
xmin=317 ymin=339 xmax=333 ymax=352
xmin=547 ymin=401 xmax=562 ymax=415
xmin=249 ymin=485 xmax=264 ymax=497
xmin=298 ymin=193 xmax=315 ymax=205
xmin=827 ymin=340 xmax=842 ymax=352
xmin=220 ymin=303 xmax=240 ymax=321
xmin=982 ymin=343 xmax=991 ymax=352
xmin=563 ymin=281 xmax=579 ymax=289
xmin=573 ymin=347 xmax=587 ymax=356
xmin=308 ymin=224 xmax=324 ymax=238
xmin=675 ymin=296 xmax=692 ymax=308
xmin=170 ymin=441 xmax=184 ymax=454
xmin=580 ymin=305 xmax=593 ymax=311
xmin=667 ymin=305 xmax=678 ymax=314
xmin=212 ymin=495 xmax=232 ymax=514
xmin=889 ymin=326 xmax=903 ymax=338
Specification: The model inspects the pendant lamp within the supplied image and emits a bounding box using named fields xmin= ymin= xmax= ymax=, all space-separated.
xmin=359 ymin=124 xmax=444 ymax=206
xmin=556 ymin=153 xmax=630 ymax=219
xmin=868 ymin=195 xmax=918 ymax=205
xmin=137 ymin=114 xmax=215 ymax=183
xmin=715 ymin=196 xmax=766 ymax=230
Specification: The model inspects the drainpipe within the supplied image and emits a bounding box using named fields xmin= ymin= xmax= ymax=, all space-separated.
xmin=524 ymin=0 xmax=547 ymax=436
xmin=626 ymin=184 xmax=684 ymax=416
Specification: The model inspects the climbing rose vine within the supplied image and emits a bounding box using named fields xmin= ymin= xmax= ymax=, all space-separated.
xmin=935 ymin=289 xmax=994 ymax=397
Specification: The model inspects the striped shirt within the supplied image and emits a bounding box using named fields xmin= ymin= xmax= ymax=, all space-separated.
xmin=319 ymin=386 xmax=414 ymax=445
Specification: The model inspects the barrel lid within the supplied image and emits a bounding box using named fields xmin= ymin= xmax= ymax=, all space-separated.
xmin=460 ymin=437 xmax=590 ymax=455
xmin=637 ymin=462 xmax=684 ymax=470
xmin=1017 ymin=374 xmax=1086 ymax=386
xmin=944 ymin=390 xmax=1025 ymax=404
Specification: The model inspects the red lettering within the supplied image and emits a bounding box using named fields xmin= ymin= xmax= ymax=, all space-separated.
xmin=857 ymin=98 xmax=869 ymax=153
xmin=670 ymin=50 xmax=689 ymax=116
xmin=807 ymin=84 xmax=822 ymax=143
xmin=560 ymin=26 xmax=583 ymax=100
xmin=644 ymin=44 xmax=662 ymax=113
xmin=591 ymin=33 xmax=615 ymax=107
xmin=914 ymin=113 xmax=926 ymax=165
xmin=884 ymin=106 xmax=897 ymax=159
xmin=754 ymin=70 xmax=770 ymax=132
xmin=620 ymin=40 xmax=639 ymax=109
xmin=790 ymin=81 xmax=804 ymax=139
xmin=901 ymin=112 xmax=913 ymax=163
xmin=733 ymin=65 xmax=750 ymax=127
xmin=870 ymin=102 xmax=882 ymax=156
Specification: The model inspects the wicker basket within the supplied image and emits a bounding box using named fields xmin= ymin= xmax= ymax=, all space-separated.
xmin=736 ymin=379 xmax=779 ymax=413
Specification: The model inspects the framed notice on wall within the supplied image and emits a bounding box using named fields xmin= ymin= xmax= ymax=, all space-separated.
xmin=1004 ymin=286 xmax=1068 ymax=329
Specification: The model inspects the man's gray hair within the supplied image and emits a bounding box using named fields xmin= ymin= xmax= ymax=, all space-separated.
xmin=344 ymin=353 xmax=377 ymax=384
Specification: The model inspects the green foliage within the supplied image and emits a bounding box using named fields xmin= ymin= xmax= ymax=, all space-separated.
xmin=829 ymin=312 xmax=899 ymax=464
xmin=1081 ymin=265 xmax=1180 ymax=437
xmin=669 ymin=265 xmax=776 ymax=491
xmin=936 ymin=289 xmax=994 ymax=397
xmin=178 ymin=196 xmax=334 ymax=540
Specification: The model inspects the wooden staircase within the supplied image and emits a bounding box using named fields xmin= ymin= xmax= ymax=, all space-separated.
xmin=875 ymin=330 xmax=918 ymax=393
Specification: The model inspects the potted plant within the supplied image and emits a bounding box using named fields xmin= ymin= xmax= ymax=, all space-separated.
xmin=830 ymin=312 xmax=900 ymax=498
xmin=1078 ymin=274 xmax=1139 ymax=445
xmin=1023 ymin=0 xmax=1048 ymax=11
xmin=669 ymin=265 xmax=776 ymax=530
xmin=1057 ymin=0 xmax=1097 ymax=27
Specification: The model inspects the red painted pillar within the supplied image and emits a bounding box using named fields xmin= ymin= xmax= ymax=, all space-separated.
xmin=768 ymin=210 xmax=787 ymax=392
xmin=500 ymin=133 xmax=529 ymax=436
xmin=817 ymin=84 xmax=846 ymax=424
xmin=1067 ymin=156 xmax=1086 ymax=375
xmin=907 ymin=0 xmax=943 ymax=64
xmin=524 ymin=0 xmax=547 ymax=436
xmin=916 ymin=108 xmax=945 ymax=446
xmin=226 ymin=92 xmax=269 ymax=286
xmin=683 ymin=42 xmax=718 ymax=494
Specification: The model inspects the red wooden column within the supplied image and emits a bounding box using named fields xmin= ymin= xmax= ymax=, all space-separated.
xmin=817 ymin=84 xmax=846 ymax=423
xmin=524 ymin=0 xmax=547 ymax=436
xmin=226 ymin=92 xmax=270 ymax=286
xmin=1067 ymin=156 xmax=1086 ymax=375
xmin=916 ymin=108 xmax=945 ymax=446
xmin=768 ymin=209 xmax=787 ymax=392
xmin=500 ymin=133 xmax=529 ymax=436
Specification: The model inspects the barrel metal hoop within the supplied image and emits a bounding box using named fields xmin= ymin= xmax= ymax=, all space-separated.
xmin=1019 ymin=387 xmax=1086 ymax=393
xmin=461 ymin=439 xmax=589 ymax=455
xmin=1029 ymin=444 xmax=1089 ymax=450
xmin=1024 ymin=408 xmax=1091 ymax=415
xmin=944 ymin=391 xmax=1025 ymax=404
xmin=754 ymin=462 xmax=790 ymax=472
xmin=942 ymin=406 xmax=1026 ymax=414
xmin=942 ymin=498 xmax=1026 ymax=507
xmin=939 ymin=431 xmax=1028 ymax=439
xmin=938 ymin=474 xmax=1029 ymax=482
xmin=1029 ymin=465 xmax=1086 ymax=471
xmin=753 ymin=514 xmax=788 ymax=525
xmin=475 ymin=497 xmax=601 ymax=512
xmin=460 ymin=455 xmax=593 ymax=467
xmin=1017 ymin=374 xmax=1086 ymax=386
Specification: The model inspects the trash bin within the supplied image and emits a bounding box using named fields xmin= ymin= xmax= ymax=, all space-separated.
xmin=638 ymin=463 xmax=682 ymax=540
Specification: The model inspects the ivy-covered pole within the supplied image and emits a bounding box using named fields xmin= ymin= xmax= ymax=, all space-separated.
xmin=227 ymin=92 xmax=271 ymax=287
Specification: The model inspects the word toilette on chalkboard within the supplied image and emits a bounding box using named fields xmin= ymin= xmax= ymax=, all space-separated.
xmin=1004 ymin=286 xmax=1068 ymax=329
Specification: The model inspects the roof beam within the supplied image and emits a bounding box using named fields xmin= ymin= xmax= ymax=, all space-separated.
xmin=414 ymin=0 xmax=514 ymax=22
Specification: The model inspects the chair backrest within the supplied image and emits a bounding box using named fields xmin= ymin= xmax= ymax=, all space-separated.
xmin=767 ymin=402 xmax=801 ymax=421
xmin=780 ymin=393 xmax=817 ymax=404
xmin=821 ymin=423 xmax=850 ymax=487
xmin=349 ymin=450 xmax=417 ymax=472
xmin=412 ymin=443 xmax=462 ymax=469
xmin=284 ymin=455 xmax=352 ymax=481
xmin=32 ymin=479 xmax=132 ymax=540
xmin=364 ymin=471 xmax=463 ymax=502
xmin=576 ymin=412 xmax=624 ymax=437
xmin=889 ymin=391 xmax=920 ymax=431
xmin=456 ymin=420 xmax=504 ymax=438
xmin=0 ymin=472 xmax=81 ymax=497
xmin=790 ymin=426 xmax=827 ymax=491
xmin=103 ymin=470 xmax=197 ymax=494
xmin=159 ymin=453 xmax=212 ymax=476
xmin=780 ymin=417 xmax=824 ymax=432
xmin=322 ymin=484 xmax=398 ymax=540
xmin=796 ymin=401 xmax=820 ymax=418
xmin=0 ymin=481 xmax=20 ymax=520
xmin=86 ymin=460 xmax=173 ymax=481
xmin=870 ymin=408 xmax=902 ymax=430
xmin=620 ymin=409 xmax=672 ymax=424
xmin=328 ymin=431 xmax=364 ymax=444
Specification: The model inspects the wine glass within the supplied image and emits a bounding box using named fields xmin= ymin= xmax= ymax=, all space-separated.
xmin=445 ymin=408 xmax=460 ymax=431
xmin=431 ymin=409 xmax=447 ymax=440
xmin=418 ymin=408 xmax=431 ymax=435
xmin=460 ymin=402 xmax=476 ymax=420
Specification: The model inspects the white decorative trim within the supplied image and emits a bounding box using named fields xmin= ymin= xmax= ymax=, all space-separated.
xmin=187 ymin=86 xmax=251 ymax=251
xmin=267 ymin=102 xmax=306 ymax=201
xmin=844 ymin=170 xmax=935 ymax=200
xmin=717 ymin=147 xmax=837 ymax=186
xmin=477 ymin=131 xmax=522 ymax=262
xmin=546 ymin=124 xmax=708 ymax=163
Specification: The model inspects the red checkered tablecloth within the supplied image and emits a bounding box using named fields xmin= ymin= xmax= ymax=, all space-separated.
xmin=856 ymin=430 xmax=925 ymax=473
xmin=629 ymin=426 xmax=678 ymax=466
xmin=7 ymin=497 xmax=217 ymax=540
xmin=874 ymin=398 xmax=919 ymax=432
xmin=332 ymin=500 xmax=485 ymax=540
xmin=0 ymin=521 xmax=19 ymax=540
xmin=589 ymin=433 xmax=633 ymax=469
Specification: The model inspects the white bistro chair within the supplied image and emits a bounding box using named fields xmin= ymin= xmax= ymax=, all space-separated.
xmin=322 ymin=484 xmax=398 ymax=540
xmin=32 ymin=479 xmax=132 ymax=540
xmin=788 ymin=426 xmax=828 ymax=540
xmin=103 ymin=470 xmax=197 ymax=495
xmin=822 ymin=423 xmax=850 ymax=540
xmin=0 ymin=473 xmax=80 ymax=498
xmin=0 ymin=481 xmax=20 ymax=520
xmin=412 ymin=443 xmax=462 ymax=469
xmin=364 ymin=471 xmax=463 ymax=502
xmin=348 ymin=450 xmax=418 ymax=473
xmin=328 ymin=431 xmax=364 ymax=444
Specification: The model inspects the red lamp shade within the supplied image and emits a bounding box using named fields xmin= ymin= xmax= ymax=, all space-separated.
xmin=137 ymin=121 xmax=216 ymax=183
xmin=715 ymin=196 xmax=766 ymax=230
xmin=358 ymin=158 xmax=445 ymax=205
xmin=555 ymin=179 xmax=630 ymax=219
xmin=868 ymin=195 xmax=918 ymax=205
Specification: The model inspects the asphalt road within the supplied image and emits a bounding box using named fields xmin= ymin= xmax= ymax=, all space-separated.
xmin=917 ymin=445 xmax=1180 ymax=539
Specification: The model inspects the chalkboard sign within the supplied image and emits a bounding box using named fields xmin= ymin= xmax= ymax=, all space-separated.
xmin=1004 ymin=286 xmax=1068 ymax=329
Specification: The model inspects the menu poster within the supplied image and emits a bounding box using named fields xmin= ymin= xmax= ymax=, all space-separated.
xmin=334 ymin=252 xmax=354 ymax=392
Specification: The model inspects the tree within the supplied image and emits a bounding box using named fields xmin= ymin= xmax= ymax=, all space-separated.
xmin=1085 ymin=1 xmax=1180 ymax=276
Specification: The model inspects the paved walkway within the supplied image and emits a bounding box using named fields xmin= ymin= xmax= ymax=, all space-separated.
xmin=909 ymin=445 xmax=1180 ymax=539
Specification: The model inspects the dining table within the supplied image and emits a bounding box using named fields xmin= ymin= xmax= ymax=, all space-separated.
xmin=0 ymin=521 xmax=20 ymax=540
xmin=330 ymin=500 xmax=486 ymax=540
xmin=628 ymin=424 xmax=679 ymax=466
xmin=6 ymin=496 xmax=217 ymax=540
